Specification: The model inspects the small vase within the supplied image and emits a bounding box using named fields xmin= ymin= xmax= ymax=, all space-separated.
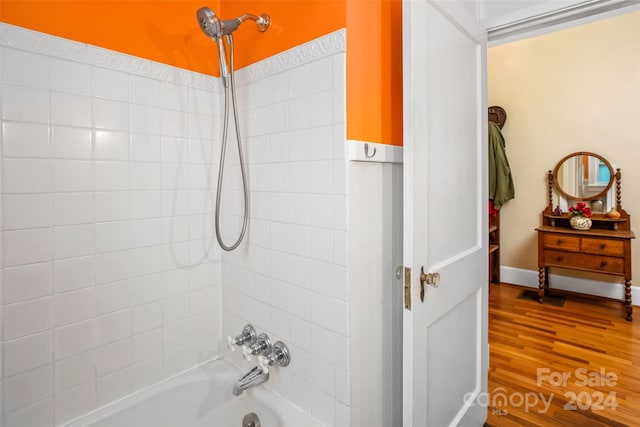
xmin=606 ymin=207 xmax=621 ymax=219
xmin=570 ymin=215 xmax=592 ymax=231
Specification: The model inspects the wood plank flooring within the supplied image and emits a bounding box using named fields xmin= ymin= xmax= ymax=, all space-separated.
xmin=486 ymin=283 xmax=640 ymax=427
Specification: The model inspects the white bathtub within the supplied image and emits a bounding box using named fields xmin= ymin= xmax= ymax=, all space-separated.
xmin=65 ymin=359 xmax=322 ymax=427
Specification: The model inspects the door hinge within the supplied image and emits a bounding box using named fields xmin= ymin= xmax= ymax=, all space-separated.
xmin=404 ymin=267 xmax=411 ymax=310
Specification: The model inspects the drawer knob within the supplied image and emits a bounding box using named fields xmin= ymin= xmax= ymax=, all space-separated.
xmin=600 ymin=261 xmax=608 ymax=267
xmin=557 ymin=239 xmax=563 ymax=244
xmin=556 ymin=256 xmax=564 ymax=261
xmin=600 ymin=244 xmax=606 ymax=249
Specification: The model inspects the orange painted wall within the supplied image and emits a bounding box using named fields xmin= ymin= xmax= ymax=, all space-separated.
xmin=0 ymin=0 xmax=402 ymax=146
xmin=219 ymin=0 xmax=345 ymax=71
xmin=347 ymin=0 xmax=403 ymax=146
xmin=0 ymin=0 xmax=222 ymax=76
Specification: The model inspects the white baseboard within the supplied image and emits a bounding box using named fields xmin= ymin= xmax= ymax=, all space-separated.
xmin=500 ymin=266 xmax=640 ymax=306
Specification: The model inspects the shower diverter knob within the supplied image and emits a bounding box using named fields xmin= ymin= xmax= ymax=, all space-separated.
xmin=249 ymin=333 xmax=272 ymax=357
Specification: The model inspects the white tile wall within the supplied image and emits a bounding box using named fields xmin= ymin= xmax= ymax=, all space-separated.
xmin=1 ymin=23 xmax=222 ymax=426
xmin=1 ymin=22 xmax=350 ymax=427
xmin=221 ymin=31 xmax=349 ymax=427
xmin=3 ymin=262 xmax=53 ymax=303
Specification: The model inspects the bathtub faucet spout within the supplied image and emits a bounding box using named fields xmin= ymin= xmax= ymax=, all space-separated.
xmin=232 ymin=366 xmax=269 ymax=396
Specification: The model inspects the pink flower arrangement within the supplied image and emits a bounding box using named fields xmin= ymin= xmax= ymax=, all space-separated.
xmin=568 ymin=202 xmax=592 ymax=218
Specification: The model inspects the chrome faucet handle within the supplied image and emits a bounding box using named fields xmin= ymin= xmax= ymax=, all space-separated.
xmin=249 ymin=333 xmax=272 ymax=356
xmin=232 ymin=324 xmax=257 ymax=346
xmin=228 ymin=325 xmax=257 ymax=359
xmin=258 ymin=341 xmax=291 ymax=372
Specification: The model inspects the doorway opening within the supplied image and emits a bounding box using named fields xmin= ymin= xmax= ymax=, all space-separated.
xmin=486 ymin=6 xmax=640 ymax=426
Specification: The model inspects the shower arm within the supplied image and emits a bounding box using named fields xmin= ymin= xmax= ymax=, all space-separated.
xmin=227 ymin=13 xmax=270 ymax=32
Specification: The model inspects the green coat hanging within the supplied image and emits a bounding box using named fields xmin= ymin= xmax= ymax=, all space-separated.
xmin=488 ymin=121 xmax=515 ymax=209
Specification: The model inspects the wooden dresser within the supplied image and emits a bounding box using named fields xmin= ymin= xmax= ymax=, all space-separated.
xmin=537 ymin=168 xmax=635 ymax=320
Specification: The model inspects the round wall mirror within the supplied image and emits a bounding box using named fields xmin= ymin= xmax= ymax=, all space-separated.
xmin=553 ymin=152 xmax=614 ymax=202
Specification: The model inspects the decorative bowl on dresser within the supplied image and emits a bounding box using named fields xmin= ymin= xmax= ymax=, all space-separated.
xmin=536 ymin=152 xmax=635 ymax=320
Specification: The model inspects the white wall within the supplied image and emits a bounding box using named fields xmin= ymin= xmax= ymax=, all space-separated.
xmin=0 ymin=23 xmax=222 ymax=426
xmin=488 ymin=11 xmax=640 ymax=303
xmin=348 ymin=161 xmax=403 ymax=427
xmin=488 ymin=11 xmax=640 ymax=274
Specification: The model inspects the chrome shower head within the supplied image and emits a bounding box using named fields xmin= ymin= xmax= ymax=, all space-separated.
xmin=197 ymin=7 xmax=222 ymax=39
xmin=197 ymin=6 xmax=270 ymax=39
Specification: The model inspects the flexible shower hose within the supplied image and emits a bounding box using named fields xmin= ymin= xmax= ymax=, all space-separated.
xmin=215 ymin=34 xmax=249 ymax=251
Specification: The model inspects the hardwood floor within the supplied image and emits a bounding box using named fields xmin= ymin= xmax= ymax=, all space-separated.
xmin=486 ymin=283 xmax=640 ymax=427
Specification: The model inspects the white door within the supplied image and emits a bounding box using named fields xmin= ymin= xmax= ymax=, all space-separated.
xmin=403 ymin=0 xmax=488 ymax=426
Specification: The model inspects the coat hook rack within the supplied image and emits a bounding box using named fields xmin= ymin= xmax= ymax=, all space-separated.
xmin=364 ymin=143 xmax=377 ymax=159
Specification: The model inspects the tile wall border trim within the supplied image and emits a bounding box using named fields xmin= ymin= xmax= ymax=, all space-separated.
xmin=1 ymin=23 xmax=346 ymax=90
xmin=234 ymin=28 xmax=346 ymax=85
xmin=0 ymin=22 xmax=216 ymax=90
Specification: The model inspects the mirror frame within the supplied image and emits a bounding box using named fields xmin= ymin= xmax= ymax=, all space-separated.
xmin=552 ymin=151 xmax=614 ymax=202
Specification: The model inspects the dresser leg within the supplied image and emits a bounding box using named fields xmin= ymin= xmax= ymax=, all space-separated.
xmin=625 ymin=280 xmax=633 ymax=321
xmin=544 ymin=267 xmax=549 ymax=288
xmin=538 ymin=268 xmax=545 ymax=303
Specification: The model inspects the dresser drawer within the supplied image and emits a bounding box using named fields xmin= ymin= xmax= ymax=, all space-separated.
xmin=543 ymin=250 xmax=624 ymax=274
xmin=542 ymin=234 xmax=580 ymax=251
xmin=582 ymin=238 xmax=625 ymax=257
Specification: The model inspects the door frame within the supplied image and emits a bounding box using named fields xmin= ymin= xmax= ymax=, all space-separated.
xmin=486 ymin=0 xmax=640 ymax=46
xmin=397 ymin=1 xmax=640 ymax=427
